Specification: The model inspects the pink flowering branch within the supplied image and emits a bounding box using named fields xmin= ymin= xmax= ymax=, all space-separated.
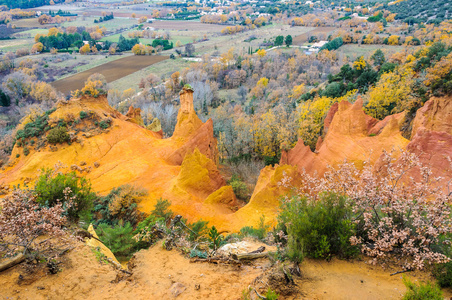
xmin=285 ymin=149 xmax=452 ymax=270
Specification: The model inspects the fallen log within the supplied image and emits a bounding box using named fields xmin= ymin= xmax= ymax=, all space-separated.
xmin=0 ymin=253 xmax=25 ymax=272
xmin=232 ymin=252 xmax=269 ymax=260
xmin=190 ymin=257 xmax=241 ymax=265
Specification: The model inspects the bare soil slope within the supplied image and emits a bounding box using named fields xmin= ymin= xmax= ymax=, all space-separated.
xmin=1 ymin=243 xmax=448 ymax=300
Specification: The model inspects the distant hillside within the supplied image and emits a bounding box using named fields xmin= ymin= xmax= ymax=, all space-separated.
xmin=386 ymin=0 xmax=450 ymax=24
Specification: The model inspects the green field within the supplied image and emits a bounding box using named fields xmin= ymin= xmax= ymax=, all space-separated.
xmin=60 ymin=16 xmax=137 ymax=31
xmin=0 ymin=38 xmax=34 ymax=52
xmin=337 ymin=44 xmax=410 ymax=60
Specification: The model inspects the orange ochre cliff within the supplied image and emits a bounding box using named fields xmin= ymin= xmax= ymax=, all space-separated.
xmin=281 ymin=96 xmax=452 ymax=185
xmin=1 ymin=90 xmax=451 ymax=232
xmin=0 ymin=88 xmax=298 ymax=232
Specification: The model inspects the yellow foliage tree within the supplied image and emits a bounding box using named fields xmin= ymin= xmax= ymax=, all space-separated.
xmin=290 ymin=84 xmax=305 ymax=99
xmin=30 ymin=81 xmax=59 ymax=102
xmin=257 ymin=77 xmax=269 ymax=87
xmin=34 ymin=33 xmax=45 ymax=42
xmin=257 ymin=49 xmax=266 ymax=57
xmin=47 ymin=27 xmax=59 ymax=36
xmin=31 ymin=42 xmax=44 ymax=53
xmin=132 ymin=44 xmax=146 ymax=55
xmin=388 ymin=35 xmax=400 ymax=45
xmin=424 ymin=52 xmax=452 ymax=87
xmin=79 ymin=44 xmax=90 ymax=55
xmin=253 ymin=110 xmax=280 ymax=157
xmin=353 ymin=56 xmax=366 ymax=70
xmin=366 ymin=66 xmax=415 ymax=119
xmin=297 ymin=96 xmax=334 ymax=150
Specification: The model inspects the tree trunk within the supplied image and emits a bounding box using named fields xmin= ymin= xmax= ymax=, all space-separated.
xmin=0 ymin=253 xmax=25 ymax=272
xmin=232 ymin=252 xmax=269 ymax=260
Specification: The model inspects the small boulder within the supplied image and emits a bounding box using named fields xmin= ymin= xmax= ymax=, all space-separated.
xmin=170 ymin=282 xmax=186 ymax=298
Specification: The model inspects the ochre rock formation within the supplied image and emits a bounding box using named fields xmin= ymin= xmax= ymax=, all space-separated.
xmin=282 ymin=98 xmax=409 ymax=176
xmin=411 ymin=96 xmax=452 ymax=136
xmin=125 ymin=106 xmax=144 ymax=126
xmin=368 ymin=112 xmax=405 ymax=136
xmin=0 ymin=88 xmax=294 ymax=232
xmin=284 ymin=95 xmax=452 ymax=188
xmin=165 ymin=88 xmax=218 ymax=165
xmin=146 ymin=117 xmax=163 ymax=138
xmin=403 ymin=96 xmax=452 ymax=182
xmin=85 ymin=224 xmax=122 ymax=267
xmin=232 ymin=164 xmax=302 ymax=229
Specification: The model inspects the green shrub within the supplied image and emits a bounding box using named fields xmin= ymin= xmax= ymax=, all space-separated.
xmin=265 ymin=288 xmax=279 ymax=300
xmin=433 ymin=261 xmax=452 ymax=287
xmin=15 ymin=109 xmax=55 ymax=140
xmin=79 ymin=111 xmax=87 ymax=119
xmin=151 ymin=198 xmax=173 ymax=221
xmin=34 ymin=168 xmax=96 ymax=221
xmin=93 ymin=185 xmax=147 ymax=227
xmin=96 ymin=221 xmax=136 ymax=258
xmin=23 ymin=147 xmax=29 ymax=156
xmin=98 ymin=119 xmax=111 ymax=129
xmin=46 ymin=126 xmax=70 ymax=144
xmin=188 ymin=219 xmax=209 ymax=241
xmin=208 ymin=226 xmax=225 ymax=250
xmin=402 ymin=277 xmax=443 ymax=300
xmin=277 ymin=193 xmax=358 ymax=262
xmin=239 ymin=215 xmax=268 ymax=240
xmin=228 ymin=174 xmax=249 ymax=201
xmin=189 ymin=249 xmax=207 ymax=258
xmin=134 ymin=215 xmax=162 ymax=234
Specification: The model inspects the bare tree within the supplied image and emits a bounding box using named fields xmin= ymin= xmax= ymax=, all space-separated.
xmin=185 ymin=43 xmax=195 ymax=57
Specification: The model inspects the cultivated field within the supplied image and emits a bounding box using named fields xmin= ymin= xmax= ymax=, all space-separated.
xmin=10 ymin=18 xmax=52 ymax=28
xmin=292 ymin=26 xmax=336 ymax=44
xmin=109 ymin=57 xmax=191 ymax=91
xmin=145 ymin=20 xmax=227 ymax=31
xmin=192 ymin=23 xmax=314 ymax=55
xmin=336 ymin=44 xmax=410 ymax=60
xmin=51 ymin=55 xmax=168 ymax=95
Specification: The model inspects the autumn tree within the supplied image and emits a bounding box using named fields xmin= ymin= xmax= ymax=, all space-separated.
xmin=31 ymin=42 xmax=44 ymax=53
xmin=388 ymin=35 xmax=400 ymax=45
xmin=30 ymin=81 xmax=59 ymax=103
xmin=366 ymin=66 xmax=415 ymax=119
xmin=73 ymin=73 xmax=108 ymax=98
xmin=257 ymin=49 xmax=266 ymax=57
xmin=424 ymin=52 xmax=452 ymax=94
xmin=38 ymin=14 xmax=51 ymax=25
xmin=79 ymin=43 xmax=90 ymax=55
xmin=132 ymin=43 xmax=146 ymax=55
xmin=139 ymin=73 xmax=160 ymax=89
